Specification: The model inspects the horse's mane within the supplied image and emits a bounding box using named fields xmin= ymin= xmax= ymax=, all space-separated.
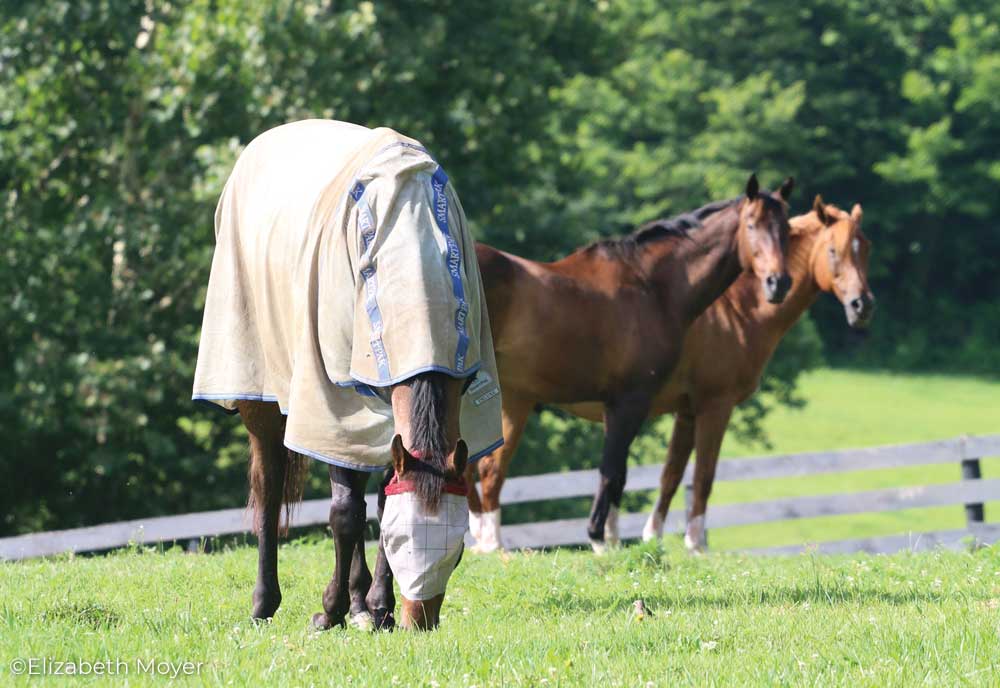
xmin=581 ymin=192 xmax=790 ymax=263
xmin=582 ymin=197 xmax=740 ymax=259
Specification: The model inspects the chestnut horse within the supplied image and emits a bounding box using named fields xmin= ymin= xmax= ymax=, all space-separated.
xmin=469 ymin=196 xmax=874 ymax=552
xmin=466 ymin=175 xmax=794 ymax=552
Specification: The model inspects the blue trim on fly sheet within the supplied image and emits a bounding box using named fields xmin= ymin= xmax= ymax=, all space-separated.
xmin=341 ymin=361 xmax=482 ymax=389
xmin=355 ymin=192 xmax=391 ymax=382
xmin=430 ymin=166 xmax=471 ymax=374
xmin=284 ymin=441 xmax=387 ymax=472
xmin=468 ymin=437 xmax=504 ymax=463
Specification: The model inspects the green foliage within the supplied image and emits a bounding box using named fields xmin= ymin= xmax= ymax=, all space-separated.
xmin=1 ymin=0 xmax=997 ymax=533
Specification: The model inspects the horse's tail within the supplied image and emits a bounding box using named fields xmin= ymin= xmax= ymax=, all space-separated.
xmin=409 ymin=373 xmax=449 ymax=515
xmin=247 ymin=448 xmax=309 ymax=537
xmin=243 ymin=400 xmax=309 ymax=536
xmin=279 ymin=450 xmax=309 ymax=535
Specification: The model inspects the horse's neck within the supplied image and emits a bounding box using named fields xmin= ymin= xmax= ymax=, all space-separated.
xmin=646 ymin=206 xmax=743 ymax=324
xmin=723 ymin=226 xmax=823 ymax=347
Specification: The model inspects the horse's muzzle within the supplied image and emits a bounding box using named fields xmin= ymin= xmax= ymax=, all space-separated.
xmin=846 ymin=292 xmax=875 ymax=328
xmin=764 ymin=273 xmax=792 ymax=304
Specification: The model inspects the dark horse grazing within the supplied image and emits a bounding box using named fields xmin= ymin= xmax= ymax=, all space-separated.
xmin=193 ymin=120 xmax=502 ymax=630
xmin=561 ymin=197 xmax=875 ymax=551
xmin=466 ymin=176 xmax=794 ymax=552
xmin=237 ymin=377 xmax=467 ymax=630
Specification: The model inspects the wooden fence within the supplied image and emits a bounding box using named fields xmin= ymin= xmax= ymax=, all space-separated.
xmin=2 ymin=434 xmax=998 ymax=561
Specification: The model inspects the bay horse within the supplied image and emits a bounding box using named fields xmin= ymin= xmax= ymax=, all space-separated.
xmin=469 ymin=196 xmax=874 ymax=553
xmin=466 ymin=175 xmax=794 ymax=552
xmin=192 ymin=120 xmax=503 ymax=630
xmin=635 ymin=197 xmax=874 ymax=550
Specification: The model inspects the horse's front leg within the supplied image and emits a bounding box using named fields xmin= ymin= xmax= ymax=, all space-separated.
xmin=365 ymin=469 xmax=396 ymax=630
xmin=587 ymin=394 xmax=651 ymax=553
xmin=312 ymin=466 xmax=368 ymax=630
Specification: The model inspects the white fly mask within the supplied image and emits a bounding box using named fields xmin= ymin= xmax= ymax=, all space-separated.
xmin=381 ymin=476 xmax=469 ymax=601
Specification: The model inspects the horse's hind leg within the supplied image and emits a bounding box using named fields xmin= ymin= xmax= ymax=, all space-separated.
xmin=470 ymin=396 xmax=532 ymax=553
xmin=347 ymin=534 xmax=374 ymax=630
xmin=313 ymin=466 xmax=368 ymax=630
xmin=238 ymin=400 xmax=290 ymax=620
xmin=642 ymin=410 xmax=696 ymax=541
xmin=365 ymin=469 xmax=396 ymax=631
xmin=685 ymin=401 xmax=734 ymax=553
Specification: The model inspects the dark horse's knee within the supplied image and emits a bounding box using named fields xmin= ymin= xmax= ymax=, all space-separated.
xmin=329 ymin=490 xmax=367 ymax=538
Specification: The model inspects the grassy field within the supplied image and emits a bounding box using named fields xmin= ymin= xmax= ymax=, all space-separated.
xmin=511 ymin=368 xmax=1000 ymax=551
xmin=2 ymin=539 xmax=998 ymax=686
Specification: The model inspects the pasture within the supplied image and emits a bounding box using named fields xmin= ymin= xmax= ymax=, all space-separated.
xmin=2 ymin=539 xmax=998 ymax=686
xmin=672 ymin=368 xmax=1000 ymax=550
xmin=1 ymin=368 xmax=997 ymax=685
xmin=503 ymin=368 xmax=1000 ymax=552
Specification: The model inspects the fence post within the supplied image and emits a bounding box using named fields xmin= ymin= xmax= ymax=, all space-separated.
xmin=961 ymin=457 xmax=985 ymax=527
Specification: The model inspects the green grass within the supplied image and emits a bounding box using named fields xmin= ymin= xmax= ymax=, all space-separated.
xmin=2 ymin=540 xmax=999 ymax=686
xmin=620 ymin=368 xmax=1000 ymax=551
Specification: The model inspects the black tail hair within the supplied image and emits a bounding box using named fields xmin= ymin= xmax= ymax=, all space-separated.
xmin=408 ymin=373 xmax=449 ymax=514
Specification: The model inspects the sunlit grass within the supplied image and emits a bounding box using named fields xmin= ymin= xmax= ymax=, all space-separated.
xmin=1 ymin=540 xmax=998 ymax=686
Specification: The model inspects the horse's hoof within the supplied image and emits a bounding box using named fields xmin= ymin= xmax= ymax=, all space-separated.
xmin=349 ymin=611 xmax=374 ymax=631
xmin=642 ymin=513 xmax=664 ymax=542
xmin=372 ymin=608 xmax=396 ymax=632
xmin=252 ymin=586 xmax=281 ymax=620
xmin=470 ymin=540 xmax=501 ymax=554
xmin=589 ymin=538 xmax=608 ymax=556
xmin=311 ymin=612 xmax=339 ymax=630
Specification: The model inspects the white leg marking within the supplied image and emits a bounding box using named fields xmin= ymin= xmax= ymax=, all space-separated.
xmin=349 ymin=611 xmax=374 ymax=631
xmin=471 ymin=509 xmax=502 ymax=553
xmin=468 ymin=509 xmax=483 ymax=541
xmin=604 ymin=505 xmax=621 ymax=547
xmin=642 ymin=510 xmax=664 ymax=542
xmin=684 ymin=514 xmax=707 ymax=553
xmin=589 ymin=538 xmax=608 ymax=556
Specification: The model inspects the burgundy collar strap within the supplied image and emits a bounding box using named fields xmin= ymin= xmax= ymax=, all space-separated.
xmin=385 ymin=472 xmax=468 ymax=497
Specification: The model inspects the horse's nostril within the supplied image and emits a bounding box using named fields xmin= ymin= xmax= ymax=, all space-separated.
xmin=851 ymin=298 xmax=864 ymax=313
xmin=766 ymin=275 xmax=778 ymax=288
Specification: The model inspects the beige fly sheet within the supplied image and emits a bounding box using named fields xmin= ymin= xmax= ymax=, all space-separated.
xmin=192 ymin=120 xmax=503 ymax=470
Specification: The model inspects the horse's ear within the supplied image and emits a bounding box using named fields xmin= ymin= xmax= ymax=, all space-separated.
xmin=777 ymin=176 xmax=794 ymax=202
xmin=851 ymin=203 xmax=863 ymax=224
xmin=448 ymin=439 xmax=468 ymax=478
xmin=813 ymin=195 xmax=829 ymax=224
xmin=745 ymin=173 xmax=759 ymax=199
xmin=391 ymin=434 xmax=412 ymax=475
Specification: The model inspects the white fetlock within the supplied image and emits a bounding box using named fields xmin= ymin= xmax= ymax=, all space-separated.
xmin=604 ymin=505 xmax=621 ymax=548
xmin=470 ymin=509 xmax=502 ymax=553
xmin=349 ymin=611 xmax=374 ymax=631
xmin=590 ymin=538 xmax=608 ymax=556
xmin=642 ymin=511 xmax=664 ymax=542
xmin=469 ymin=510 xmax=484 ymax=541
xmin=684 ymin=514 xmax=708 ymax=554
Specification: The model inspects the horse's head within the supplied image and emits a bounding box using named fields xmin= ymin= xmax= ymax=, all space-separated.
xmin=384 ymin=373 xmax=469 ymax=630
xmin=810 ymin=196 xmax=875 ymax=328
xmin=737 ymin=174 xmax=794 ymax=304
